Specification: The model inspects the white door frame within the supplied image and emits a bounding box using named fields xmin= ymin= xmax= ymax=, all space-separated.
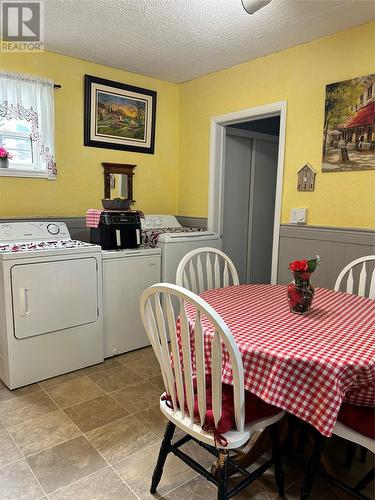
xmin=207 ymin=101 xmax=287 ymax=284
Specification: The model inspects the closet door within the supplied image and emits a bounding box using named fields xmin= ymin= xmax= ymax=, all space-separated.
xmin=222 ymin=134 xmax=252 ymax=283
xmin=247 ymin=139 xmax=279 ymax=283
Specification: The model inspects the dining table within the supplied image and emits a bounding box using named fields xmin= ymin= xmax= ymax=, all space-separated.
xmin=186 ymin=283 xmax=375 ymax=438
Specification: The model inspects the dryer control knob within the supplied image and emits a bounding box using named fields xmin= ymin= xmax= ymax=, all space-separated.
xmin=47 ymin=223 xmax=60 ymax=235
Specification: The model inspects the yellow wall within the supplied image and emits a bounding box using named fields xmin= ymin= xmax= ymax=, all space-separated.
xmin=0 ymin=22 xmax=374 ymax=228
xmin=0 ymin=51 xmax=179 ymax=217
xmin=178 ymin=22 xmax=375 ymax=229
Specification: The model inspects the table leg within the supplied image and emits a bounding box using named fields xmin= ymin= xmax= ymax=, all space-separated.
xmin=345 ymin=442 xmax=356 ymax=468
xmin=271 ymin=422 xmax=285 ymax=497
xmin=299 ymin=426 xmax=360 ymax=500
xmin=360 ymin=447 xmax=368 ymax=464
xmin=282 ymin=415 xmax=306 ymax=456
xmin=300 ymin=431 xmax=327 ymax=500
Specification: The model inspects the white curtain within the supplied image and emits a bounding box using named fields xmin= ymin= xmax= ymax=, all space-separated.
xmin=0 ymin=72 xmax=56 ymax=179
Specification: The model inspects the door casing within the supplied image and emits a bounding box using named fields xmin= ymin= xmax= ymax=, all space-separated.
xmin=207 ymin=101 xmax=287 ymax=284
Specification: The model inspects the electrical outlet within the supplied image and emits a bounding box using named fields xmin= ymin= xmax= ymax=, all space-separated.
xmin=290 ymin=208 xmax=307 ymax=224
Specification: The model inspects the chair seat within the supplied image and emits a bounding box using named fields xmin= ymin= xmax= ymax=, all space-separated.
xmin=338 ymin=403 xmax=375 ymax=439
xmin=160 ymin=377 xmax=284 ymax=449
xmin=205 ymin=379 xmax=281 ymax=432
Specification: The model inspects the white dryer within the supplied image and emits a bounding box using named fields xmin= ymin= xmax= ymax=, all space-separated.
xmin=0 ymin=222 xmax=103 ymax=389
xmin=141 ymin=215 xmax=221 ymax=284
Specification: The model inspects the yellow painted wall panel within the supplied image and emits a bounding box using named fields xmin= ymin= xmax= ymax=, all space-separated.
xmin=178 ymin=22 xmax=375 ymax=229
xmin=0 ymin=22 xmax=374 ymax=229
xmin=0 ymin=51 xmax=179 ymax=217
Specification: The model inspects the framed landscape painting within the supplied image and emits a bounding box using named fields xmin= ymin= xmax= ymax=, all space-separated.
xmin=84 ymin=75 xmax=157 ymax=154
xmin=322 ymin=74 xmax=375 ymax=172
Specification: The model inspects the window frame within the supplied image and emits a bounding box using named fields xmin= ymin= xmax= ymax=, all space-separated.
xmin=0 ymin=126 xmax=47 ymax=179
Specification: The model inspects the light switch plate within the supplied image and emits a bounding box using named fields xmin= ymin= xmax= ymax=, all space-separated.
xmin=290 ymin=208 xmax=307 ymax=224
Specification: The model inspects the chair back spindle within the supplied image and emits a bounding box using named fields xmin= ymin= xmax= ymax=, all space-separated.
xmin=176 ymin=247 xmax=240 ymax=294
xmin=334 ymin=256 xmax=375 ymax=299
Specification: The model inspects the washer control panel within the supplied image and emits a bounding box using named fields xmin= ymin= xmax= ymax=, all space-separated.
xmin=0 ymin=222 xmax=70 ymax=242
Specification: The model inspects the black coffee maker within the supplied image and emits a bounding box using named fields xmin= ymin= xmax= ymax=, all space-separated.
xmin=90 ymin=211 xmax=141 ymax=250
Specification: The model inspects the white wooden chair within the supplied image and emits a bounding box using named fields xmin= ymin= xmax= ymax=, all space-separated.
xmin=176 ymin=247 xmax=240 ymax=294
xmin=332 ymin=256 xmax=375 ymax=497
xmin=334 ymin=255 xmax=375 ymax=299
xmin=333 ymin=420 xmax=374 ymax=457
xmin=140 ymin=283 xmax=285 ymax=500
xmin=330 ymin=406 xmax=374 ymax=498
xmin=302 ymin=256 xmax=375 ymax=499
xmin=302 ymin=411 xmax=374 ymax=500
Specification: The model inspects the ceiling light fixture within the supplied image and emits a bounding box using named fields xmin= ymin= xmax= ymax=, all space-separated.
xmin=241 ymin=0 xmax=273 ymax=14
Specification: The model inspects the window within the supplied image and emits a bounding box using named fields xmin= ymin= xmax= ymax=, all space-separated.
xmin=0 ymin=118 xmax=41 ymax=172
xmin=0 ymin=72 xmax=57 ymax=179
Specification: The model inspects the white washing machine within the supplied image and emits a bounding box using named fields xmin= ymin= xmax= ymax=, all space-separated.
xmin=0 ymin=222 xmax=103 ymax=389
xmin=141 ymin=215 xmax=222 ymax=284
xmin=102 ymin=247 xmax=161 ymax=358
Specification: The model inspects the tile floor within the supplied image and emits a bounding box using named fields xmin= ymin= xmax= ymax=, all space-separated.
xmin=0 ymin=346 xmax=373 ymax=499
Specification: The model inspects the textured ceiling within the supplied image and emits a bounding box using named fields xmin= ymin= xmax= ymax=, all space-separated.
xmin=44 ymin=0 xmax=375 ymax=83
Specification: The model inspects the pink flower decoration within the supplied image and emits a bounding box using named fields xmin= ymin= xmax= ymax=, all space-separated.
xmin=0 ymin=147 xmax=13 ymax=159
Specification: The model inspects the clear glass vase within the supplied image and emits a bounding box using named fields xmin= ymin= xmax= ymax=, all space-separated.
xmin=287 ymin=271 xmax=314 ymax=314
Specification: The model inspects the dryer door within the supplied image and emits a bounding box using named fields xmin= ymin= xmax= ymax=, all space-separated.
xmin=11 ymin=258 xmax=98 ymax=339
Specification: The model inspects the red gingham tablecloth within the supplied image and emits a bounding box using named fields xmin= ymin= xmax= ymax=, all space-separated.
xmin=188 ymin=284 xmax=375 ymax=437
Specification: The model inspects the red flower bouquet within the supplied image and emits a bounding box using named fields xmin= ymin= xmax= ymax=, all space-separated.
xmin=287 ymin=256 xmax=320 ymax=314
xmin=289 ymin=256 xmax=320 ymax=273
xmin=289 ymin=259 xmax=308 ymax=273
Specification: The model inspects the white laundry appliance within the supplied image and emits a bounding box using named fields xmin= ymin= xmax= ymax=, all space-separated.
xmin=0 ymin=221 xmax=103 ymax=389
xmin=101 ymin=247 xmax=161 ymax=358
xmin=141 ymin=215 xmax=221 ymax=284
